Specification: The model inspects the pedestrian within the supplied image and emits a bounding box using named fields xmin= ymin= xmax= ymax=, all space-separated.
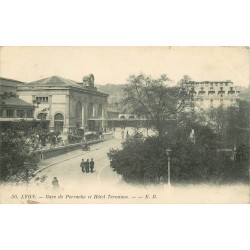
xmin=121 ymin=130 xmax=124 ymax=140
xmin=90 ymin=158 xmax=95 ymax=173
xmin=126 ymin=130 xmax=129 ymax=139
xmin=80 ymin=159 xmax=85 ymax=173
xmin=52 ymin=177 xmax=59 ymax=189
xmin=85 ymin=159 xmax=90 ymax=173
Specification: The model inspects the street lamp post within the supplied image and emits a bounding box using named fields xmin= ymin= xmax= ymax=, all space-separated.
xmin=166 ymin=148 xmax=172 ymax=186
xmin=23 ymin=161 xmax=30 ymax=188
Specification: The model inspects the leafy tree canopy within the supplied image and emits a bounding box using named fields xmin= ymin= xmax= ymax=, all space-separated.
xmin=122 ymin=74 xmax=194 ymax=137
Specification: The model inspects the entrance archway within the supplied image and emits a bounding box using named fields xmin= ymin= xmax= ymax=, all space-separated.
xmin=54 ymin=113 xmax=64 ymax=132
xmin=76 ymin=101 xmax=82 ymax=128
xmin=88 ymin=103 xmax=93 ymax=118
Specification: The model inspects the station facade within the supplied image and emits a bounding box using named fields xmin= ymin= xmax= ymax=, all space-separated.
xmin=17 ymin=74 xmax=108 ymax=133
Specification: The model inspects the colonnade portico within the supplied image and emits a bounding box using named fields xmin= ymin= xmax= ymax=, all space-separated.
xmin=65 ymin=94 xmax=107 ymax=133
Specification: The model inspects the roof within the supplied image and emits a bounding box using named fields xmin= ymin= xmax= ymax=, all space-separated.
xmin=188 ymin=80 xmax=233 ymax=84
xmin=0 ymin=77 xmax=26 ymax=87
xmin=1 ymin=96 xmax=34 ymax=107
xmin=26 ymin=76 xmax=79 ymax=87
xmin=22 ymin=75 xmax=108 ymax=97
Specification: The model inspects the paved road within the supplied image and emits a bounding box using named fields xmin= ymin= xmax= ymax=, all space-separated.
xmin=34 ymin=138 xmax=123 ymax=191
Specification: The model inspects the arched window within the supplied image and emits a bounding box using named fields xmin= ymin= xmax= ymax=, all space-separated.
xmin=54 ymin=113 xmax=64 ymax=121
xmin=37 ymin=113 xmax=46 ymax=120
xmin=54 ymin=113 xmax=64 ymax=132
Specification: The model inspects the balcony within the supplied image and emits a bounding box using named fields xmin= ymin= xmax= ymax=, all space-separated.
xmin=218 ymin=91 xmax=225 ymax=96
xmin=198 ymin=91 xmax=206 ymax=96
xmin=208 ymin=91 xmax=215 ymax=95
xmin=228 ymin=91 xmax=236 ymax=96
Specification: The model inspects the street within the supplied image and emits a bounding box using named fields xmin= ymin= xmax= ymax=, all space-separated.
xmin=31 ymin=127 xmax=155 ymax=193
xmin=1 ymin=127 xmax=248 ymax=204
xmin=33 ymin=137 xmax=123 ymax=192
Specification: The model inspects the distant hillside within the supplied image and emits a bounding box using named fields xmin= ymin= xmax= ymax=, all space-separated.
xmin=96 ymin=84 xmax=125 ymax=96
xmin=96 ymin=84 xmax=126 ymax=108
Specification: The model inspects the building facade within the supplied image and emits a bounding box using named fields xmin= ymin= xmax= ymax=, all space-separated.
xmin=0 ymin=77 xmax=35 ymax=122
xmin=186 ymin=80 xmax=245 ymax=109
xmin=17 ymin=74 xmax=108 ymax=133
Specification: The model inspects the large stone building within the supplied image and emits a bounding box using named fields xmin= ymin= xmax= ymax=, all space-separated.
xmin=0 ymin=77 xmax=35 ymax=122
xmin=17 ymin=74 xmax=108 ymax=133
xmin=186 ymin=80 xmax=245 ymax=109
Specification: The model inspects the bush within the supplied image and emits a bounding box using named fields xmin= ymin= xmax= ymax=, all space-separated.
xmin=108 ymin=128 xmax=249 ymax=184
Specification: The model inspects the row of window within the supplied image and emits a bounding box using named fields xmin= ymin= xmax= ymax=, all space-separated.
xmin=193 ymin=91 xmax=236 ymax=96
xmin=0 ymin=109 xmax=34 ymax=118
xmin=188 ymin=82 xmax=230 ymax=87
xmin=36 ymin=97 xmax=49 ymax=103
xmin=198 ymin=86 xmax=233 ymax=91
xmin=199 ymin=99 xmax=234 ymax=103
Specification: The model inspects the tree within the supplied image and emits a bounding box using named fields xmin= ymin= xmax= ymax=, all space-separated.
xmin=108 ymin=125 xmax=248 ymax=184
xmin=122 ymin=74 xmax=193 ymax=137
xmin=0 ymin=127 xmax=39 ymax=183
xmin=0 ymin=93 xmax=54 ymax=183
xmin=0 ymin=120 xmax=50 ymax=184
xmin=108 ymin=132 xmax=168 ymax=183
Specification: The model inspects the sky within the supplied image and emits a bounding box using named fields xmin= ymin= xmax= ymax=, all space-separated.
xmin=0 ymin=46 xmax=249 ymax=86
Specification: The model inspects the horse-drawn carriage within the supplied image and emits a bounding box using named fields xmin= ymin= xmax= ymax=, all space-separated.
xmin=81 ymin=143 xmax=90 ymax=151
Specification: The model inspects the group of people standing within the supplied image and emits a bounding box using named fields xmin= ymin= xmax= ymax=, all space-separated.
xmin=121 ymin=130 xmax=129 ymax=140
xmin=80 ymin=158 xmax=95 ymax=173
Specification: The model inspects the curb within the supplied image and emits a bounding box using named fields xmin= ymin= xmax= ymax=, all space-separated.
xmin=33 ymin=138 xmax=118 ymax=176
xmin=33 ymin=151 xmax=89 ymax=175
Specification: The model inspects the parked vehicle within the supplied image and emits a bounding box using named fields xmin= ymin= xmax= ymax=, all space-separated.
xmin=82 ymin=144 xmax=90 ymax=151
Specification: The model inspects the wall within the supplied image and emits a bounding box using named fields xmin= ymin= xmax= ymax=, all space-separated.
xmin=36 ymin=137 xmax=112 ymax=160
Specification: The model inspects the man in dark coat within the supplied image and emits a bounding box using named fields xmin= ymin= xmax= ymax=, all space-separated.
xmin=90 ymin=158 xmax=95 ymax=173
xmin=52 ymin=177 xmax=59 ymax=189
xmin=85 ymin=159 xmax=90 ymax=173
xmin=80 ymin=159 xmax=85 ymax=173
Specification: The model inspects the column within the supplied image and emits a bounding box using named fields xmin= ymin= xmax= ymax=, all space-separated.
xmin=2 ymin=109 xmax=7 ymax=117
xmin=32 ymin=95 xmax=36 ymax=103
xmin=104 ymin=101 xmax=108 ymax=129
xmin=102 ymin=103 xmax=104 ymax=118
xmin=93 ymin=104 xmax=95 ymax=117
xmin=81 ymin=104 xmax=84 ymax=128
xmin=48 ymin=95 xmax=52 ymax=119
xmin=63 ymin=94 xmax=70 ymax=133
xmin=48 ymin=95 xmax=53 ymax=131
